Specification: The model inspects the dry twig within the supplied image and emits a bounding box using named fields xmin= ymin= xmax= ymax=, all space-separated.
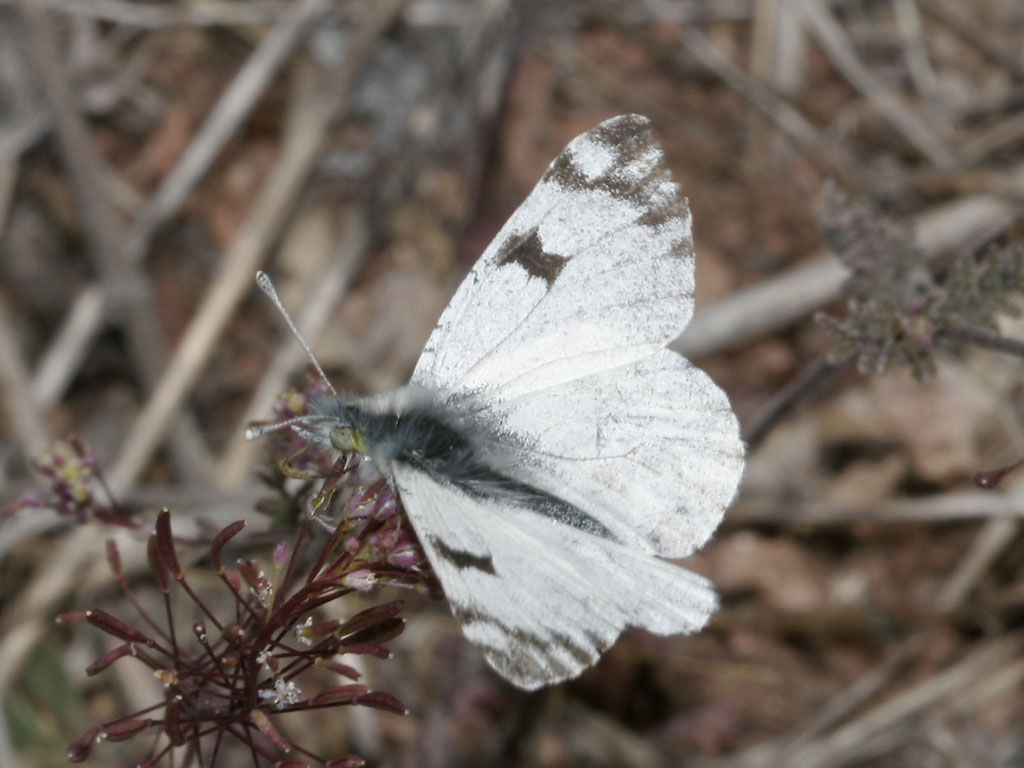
xmin=10 ymin=0 xmax=285 ymax=27
xmin=710 ymin=635 xmax=1023 ymax=768
xmin=677 ymin=24 xmax=869 ymax=192
xmin=122 ymin=0 xmax=335 ymax=265
xmin=215 ymin=207 xmax=370 ymax=488
xmin=731 ymin=490 xmax=1024 ymax=525
xmin=0 ymin=297 xmax=49 ymax=454
xmin=107 ymin=0 xmax=409 ymax=495
xmin=800 ymin=0 xmax=957 ymax=168
xmin=918 ymin=0 xmax=1024 ymax=81
xmin=675 ymin=161 xmax=1024 ymax=358
xmin=17 ymin=0 xmax=212 ymax=482
xmin=29 ymin=285 xmax=106 ymax=410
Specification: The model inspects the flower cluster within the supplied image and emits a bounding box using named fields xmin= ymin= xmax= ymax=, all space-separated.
xmin=815 ymin=181 xmax=1024 ymax=378
xmin=2 ymin=437 xmax=131 ymax=525
xmin=54 ymin=382 xmax=437 ymax=767
xmin=63 ymin=473 xmax=429 ymax=765
xmin=269 ymin=375 xmax=338 ymax=475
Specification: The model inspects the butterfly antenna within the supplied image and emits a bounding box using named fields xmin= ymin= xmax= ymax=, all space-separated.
xmin=244 ymin=415 xmax=317 ymax=441
xmin=255 ymin=271 xmax=338 ymax=398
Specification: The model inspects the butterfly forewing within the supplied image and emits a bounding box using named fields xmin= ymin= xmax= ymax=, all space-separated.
xmin=412 ymin=114 xmax=696 ymax=398
xmin=408 ymin=114 xmax=743 ymax=561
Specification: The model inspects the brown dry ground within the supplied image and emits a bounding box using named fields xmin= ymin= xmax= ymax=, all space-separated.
xmin=1 ymin=2 xmax=1023 ymax=767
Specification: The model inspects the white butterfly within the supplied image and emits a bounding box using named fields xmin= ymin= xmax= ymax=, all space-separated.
xmin=252 ymin=114 xmax=745 ymax=690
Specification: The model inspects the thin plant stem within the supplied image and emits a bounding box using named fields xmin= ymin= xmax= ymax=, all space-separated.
xmin=941 ymin=323 xmax=1024 ymax=358
xmin=745 ymin=354 xmax=855 ymax=450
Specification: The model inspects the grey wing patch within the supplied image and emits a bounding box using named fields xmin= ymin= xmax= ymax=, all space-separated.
xmin=454 ymin=606 xmax=602 ymax=684
xmin=495 ymin=227 xmax=568 ymax=287
xmin=543 ymin=114 xmax=685 ymax=228
xmin=429 ymin=535 xmax=496 ymax=575
xmin=492 ymin=114 xmax=683 ymax=288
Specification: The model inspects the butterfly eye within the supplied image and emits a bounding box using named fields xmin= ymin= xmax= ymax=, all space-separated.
xmin=330 ymin=427 xmax=365 ymax=455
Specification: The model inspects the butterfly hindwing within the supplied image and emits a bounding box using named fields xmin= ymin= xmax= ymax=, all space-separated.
xmin=390 ymin=463 xmax=718 ymax=689
xmin=473 ymin=347 xmax=744 ymax=558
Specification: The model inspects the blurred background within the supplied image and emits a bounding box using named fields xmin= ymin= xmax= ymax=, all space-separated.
xmin=1 ymin=0 xmax=1024 ymax=766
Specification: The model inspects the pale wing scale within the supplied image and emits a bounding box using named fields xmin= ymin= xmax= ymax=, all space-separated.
xmin=391 ymin=464 xmax=718 ymax=690
xmin=412 ymin=114 xmax=695 ymax=396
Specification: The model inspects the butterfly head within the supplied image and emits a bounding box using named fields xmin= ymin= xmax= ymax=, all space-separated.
xmin=307 ymin=398 xmax=399 ymax=469
xmin=329 ymin=424 xmax=367 ymax=455
xmin=245 ymin=399 xmax=357 ymax=452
